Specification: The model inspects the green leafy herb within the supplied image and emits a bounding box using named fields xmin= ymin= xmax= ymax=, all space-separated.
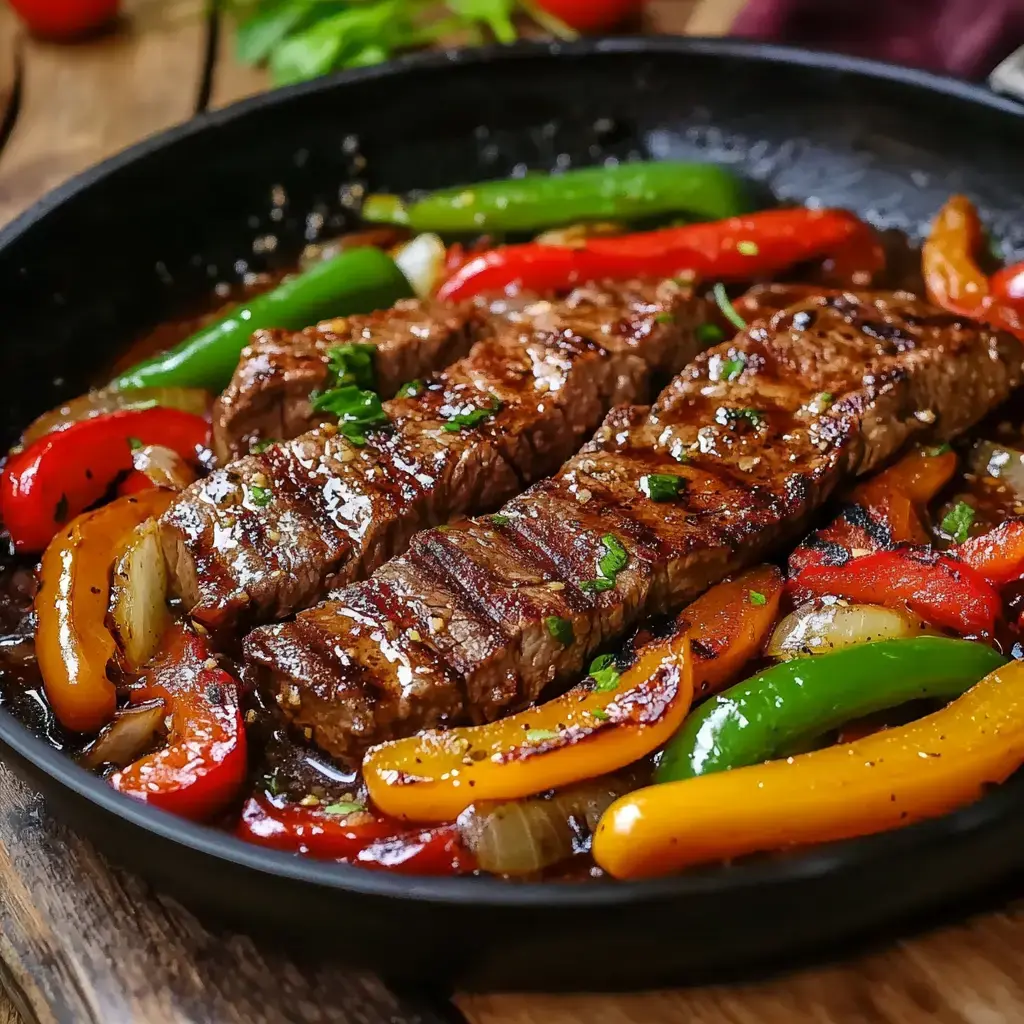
xmin=580 ymin=577 xmax=615 ymax=593
xmin=488 ymin=513 xmax=510 ymax=527
xmin=588 ymin=654 xmax=621 ymax=692
xmin=639 ymin=473 xmax=684 ymax=502
xmin=717 ymin=406 xmax=765 ymax=430
xmin=736 ymin=240 xmax=759 ymax=255
xmin=654 ymin=311 xmax=675 ymax=324
xmin=250 ymin=485 xmax=273 ymax=507
xmin=545 ymin=615 xmax=574 ymax=647
xmin=127 ymin=436 xmax=144 ymax=451
xmin=323 ymin=800 xmax=366 ymax=816
xmin=326 ymin=342 xmax=376 ymax=391
xmin=926 ymin=442 xmax=953 ymax=457
xmin=396 ymin=378 xmax=425 ymax=399
xmin=809 ymin=391 xmax=834 ymax=413
xmin=250 ymin=438 xmax=276 ymax=454
xmin=443 ymin=396 xmax=502 ymax=432
xmin=749 ymin=590 xmax=767 ymax=606
xmin=715 ymin=353 xmax=746 ymax=382
xmin=525 ymin=728 xmax=560 ymax=743
xmin=598 ymin=534 xmax=628 ymax=579
xmin=590 ymin=708 xmax=610 ymax=722
xmin=695 ymin=322 xmax=724 ymax=344
xmin=941 ymin=501 xmax=976 ymax=544
xmin=312 ymin=384 xmax=389 ymax=445
xmin=713 ymin=282 xmax=747 ymax=330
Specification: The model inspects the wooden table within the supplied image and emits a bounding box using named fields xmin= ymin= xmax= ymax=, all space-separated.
xmin=3 ymin=1 xmax=1024 ymax=1021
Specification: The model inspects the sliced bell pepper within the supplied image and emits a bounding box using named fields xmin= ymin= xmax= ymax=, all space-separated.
xmin=237 ymin=796 xmax=474 ymax=874
xmin=656 ymin=637 xmax=1005 ymax=783
xmin=790 ymin=549 xmax=1000 ymax=637
xmin=110 ymin=625 xmax=246 ymax=821
xmin=437 ymin=208 xmax=882 ymax=301
xmin=958 ymin=518 xmax=1024 ymax=585
xmin=594 ymin=658 xmax=1024 ymax=879
xmin=2 ymin=407 xmax=209 ymax=553
xmin=363 ymin=632 xmax=693 ymax=823
xmin=35 ymin=490 xmax=173 ymax=733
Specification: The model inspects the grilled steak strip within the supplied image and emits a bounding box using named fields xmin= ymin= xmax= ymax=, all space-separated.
xmin=245 ymin=291 xmax=1024 ymax=765
xmin=163 ymin=279 xmax=709 ymax=635
xmin=212 ymin=298 xmax=481 ymax=463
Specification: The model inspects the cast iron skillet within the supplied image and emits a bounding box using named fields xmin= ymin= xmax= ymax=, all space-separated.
xmin=2 ymin=37 xmax=1024 ymax=992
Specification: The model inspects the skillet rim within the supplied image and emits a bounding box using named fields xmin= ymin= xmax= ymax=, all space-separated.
xmin=1 ymin=34 xmax=1024 ymax=910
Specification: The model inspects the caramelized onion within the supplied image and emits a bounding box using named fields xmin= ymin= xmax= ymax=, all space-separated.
xmin=80 ymin=700 xmax=167 ymax=770
xmin=109 ymin=519 xmax=171 ymax=669
xmin=767 ymin=600 xmax=934 ymax=660
xmin=968 ymin=440 xmax=1024 ymax=497
xmin=457 ymin=772 xmax=642 ymax=876
xmin=130 ymin=444 xmax=198 ymax=491
xmin=392 ymin=233 xmax=447 ymax=298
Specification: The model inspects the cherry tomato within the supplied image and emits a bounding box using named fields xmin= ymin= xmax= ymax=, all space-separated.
xmin=536 ymin=0 xmax=644 ymax=32
xmin=7 ymin=0 xmax=119 ymax=38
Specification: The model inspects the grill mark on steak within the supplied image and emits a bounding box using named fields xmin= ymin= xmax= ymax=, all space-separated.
xmin=244 ymin=290 xmax=1024 ymax=765
xmin=211 ymin=299 xmax=482 ymax=463
xmin=163 ymin=279 xmax=709 ymax=636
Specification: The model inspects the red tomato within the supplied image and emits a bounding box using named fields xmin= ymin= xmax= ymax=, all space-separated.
xmin=537 ymin=0 xmax=644 ymax=32
xmin=7 ymin=0 xmax=119 ymax=37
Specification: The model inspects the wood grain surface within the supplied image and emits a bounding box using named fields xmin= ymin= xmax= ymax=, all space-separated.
xmin=12 ymin=2 xmax=1024 ymax=1023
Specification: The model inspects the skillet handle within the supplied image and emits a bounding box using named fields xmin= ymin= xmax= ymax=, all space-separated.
xmin=989 ymin=45 xmax=1024 ymax=103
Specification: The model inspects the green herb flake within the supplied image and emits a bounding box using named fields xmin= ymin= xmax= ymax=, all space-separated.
xmin=715 ymin=353 xmax=746 ymax=382
xmin=326 ymin=342 xmax=376 ymax=391
xmin=525 ymin=728 xmax=560 ymax=743
xmin=590 ymin=708 xmax=610 ymax=722
xmin=443 ymin=396 xmax=502 ymax=433
xmin=925 ymin=442 xmax=953 ymax=457
xmin=718 ymin=406 xmax=765 ymax=430
xmin=695 ymin=322 xmax=725 ymax=344
xmin=736 ymin=240 xmax=759 ymax=256
xmin=941 ymin=501 xmax=976 ymax=544
xmin=810 ymin=391 xmax=834 ymax=413
xmin=323 ymin=800 xmax=366 ymax=816
xmin=639 ymin=473 xmax=684 ymax=502
xmin=397 ymin=379 xmax=424 ymax=399
xmin=250 ymin=438 xmax=276 ymax=454
xmin=127 ymin=436 xmax=144 ymax=451
xmin=580 ymin=577 xmax=615 ymax=593
xmin=713 ymin=282 xmax=748 ymax=330
xmin=749 ymin=590 xmax=767 ymax=606
xmin=598 ymin=534 xmax=628 ymax=580
xmin=589 ymin=653 xmax=621 ymax=692
xmin=489 ymin=513 xmax=510 ymax=527
xmin=312 ymin=384 xmax=389 ymax=445
xmin=545 ymin=615 xmax=574 ymax=647
xmin=654 ymin=311 xmax=675 ymax=324
xmin=250 ymin=485 xmax=273 ymax=507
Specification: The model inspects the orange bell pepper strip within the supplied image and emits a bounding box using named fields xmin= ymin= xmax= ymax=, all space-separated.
xmin=922 ymin=195 xmax=989 ymax=316
xmin=593 ymin=658 xmax=1024 ymax=880
xmin=687 ymin=564 xmax=783 ymax=698
xmin=958 ymin=518 xmax=1024 ymax=585
xmin=364 ymin=632 xmax=693 ymax=823
xmin=35 ymin=490 xmax=173 ymax=733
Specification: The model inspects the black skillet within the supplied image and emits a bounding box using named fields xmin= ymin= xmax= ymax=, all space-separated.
xmin=2 ymin=37 xmax=1024 ymax=992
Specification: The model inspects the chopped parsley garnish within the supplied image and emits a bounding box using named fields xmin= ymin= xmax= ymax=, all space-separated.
xmin=717 ymin=406 xmax=765 ymax=430
xmin=580 ymin=578 xmax=614 ymax=593
xmin=713 ymin=282 xmax=747 ymax=330
xmin=654 ymin=311 xmax=675 ymax=324
xmin=397 ymin=379 xmax=424 ymax=399
xmin=696 ymin=322 xmax=724 ymax=344
xmin=250 ymin=485 xmax=273 ymax=507
xmin=640 ymin=473 xmax=684 ymax=502
xmin=545 ymin=616 xmax=574 ymax=647
xmin=443 ymin=396 xmax=502 ymax=432
xmin=250 ymin=438 xmax=276 ymax=454
xmin=926 ymin=442 xmax=952 ymax=457
xmin=941 ymin=501 xmax=975 ymax=543
xmin=736 ymin=240 xmax=759 ymax=256
xmin=489 ymin=513 xmax=510 ymax=527
xmin=582 ymin=534 xmax=629 ymax=592
xmin=127 ymin=436 xmax=144 ymax=451
xmin=716 ymin=353 xmax=746 ymax=382
xmin=312 ymin=384 xmax=389 ymax=445
xmin=810 ymin=392 xmax=834 ymax=413
xmin=326 ymin=342 xmax=376 ymax=391
xmin=590 ymin=708 xmax=610 ymax=722
xmin=525 ymin=728 xmax=560 ymax=743
xmin=323 ymin=800 xmax=365 ymax=816
xmin=749 ymin=590 xmax=767 ymax=606
xmin=588 ymin=653 xmax=620 ymax=692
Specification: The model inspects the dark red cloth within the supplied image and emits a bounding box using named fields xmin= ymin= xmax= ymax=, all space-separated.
xmin=731 ymin=0 xmax=1024 ymax=79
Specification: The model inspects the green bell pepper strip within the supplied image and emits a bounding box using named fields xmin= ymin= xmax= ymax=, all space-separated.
xmin=361 ymin=162 xmax=752 ymax=234
xmin=655 ymin=637 xmax=1007 ymax=784
xmin=113 ymin=246 xmax=413 ymax=392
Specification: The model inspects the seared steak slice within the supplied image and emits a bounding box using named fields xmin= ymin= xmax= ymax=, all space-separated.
xmin=245 ymin=292 xmax=1024 ymax=764
xmin=163 ymin=279 xmax=709 ymax=634
xmin=212 ymin=299 xmax=480 ymax=462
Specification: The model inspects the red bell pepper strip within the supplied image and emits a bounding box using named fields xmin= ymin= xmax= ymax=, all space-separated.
xmin=110 ymin=627 xmax=246 ymax=822
xmin=1 ymin=407 xmax=209 ymax=553
xmin=437 ymin=208 xmax=882 ymax=301
xmin=790 ymin=549 xmax=1000 ymax=637
xmin=959 ymin=518 xmax=1024 ymax=586
xmin=237 ymin=796 xmax=475 ymax=875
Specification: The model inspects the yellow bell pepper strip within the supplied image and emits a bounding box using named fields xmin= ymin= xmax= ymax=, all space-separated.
xmin=35 ymin=490 xmax=173 ymax=733
xmin=594 ymin=658 xmax=1024 ymax=880
xmin=363 ymin=633 xmax=693 ymax=823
